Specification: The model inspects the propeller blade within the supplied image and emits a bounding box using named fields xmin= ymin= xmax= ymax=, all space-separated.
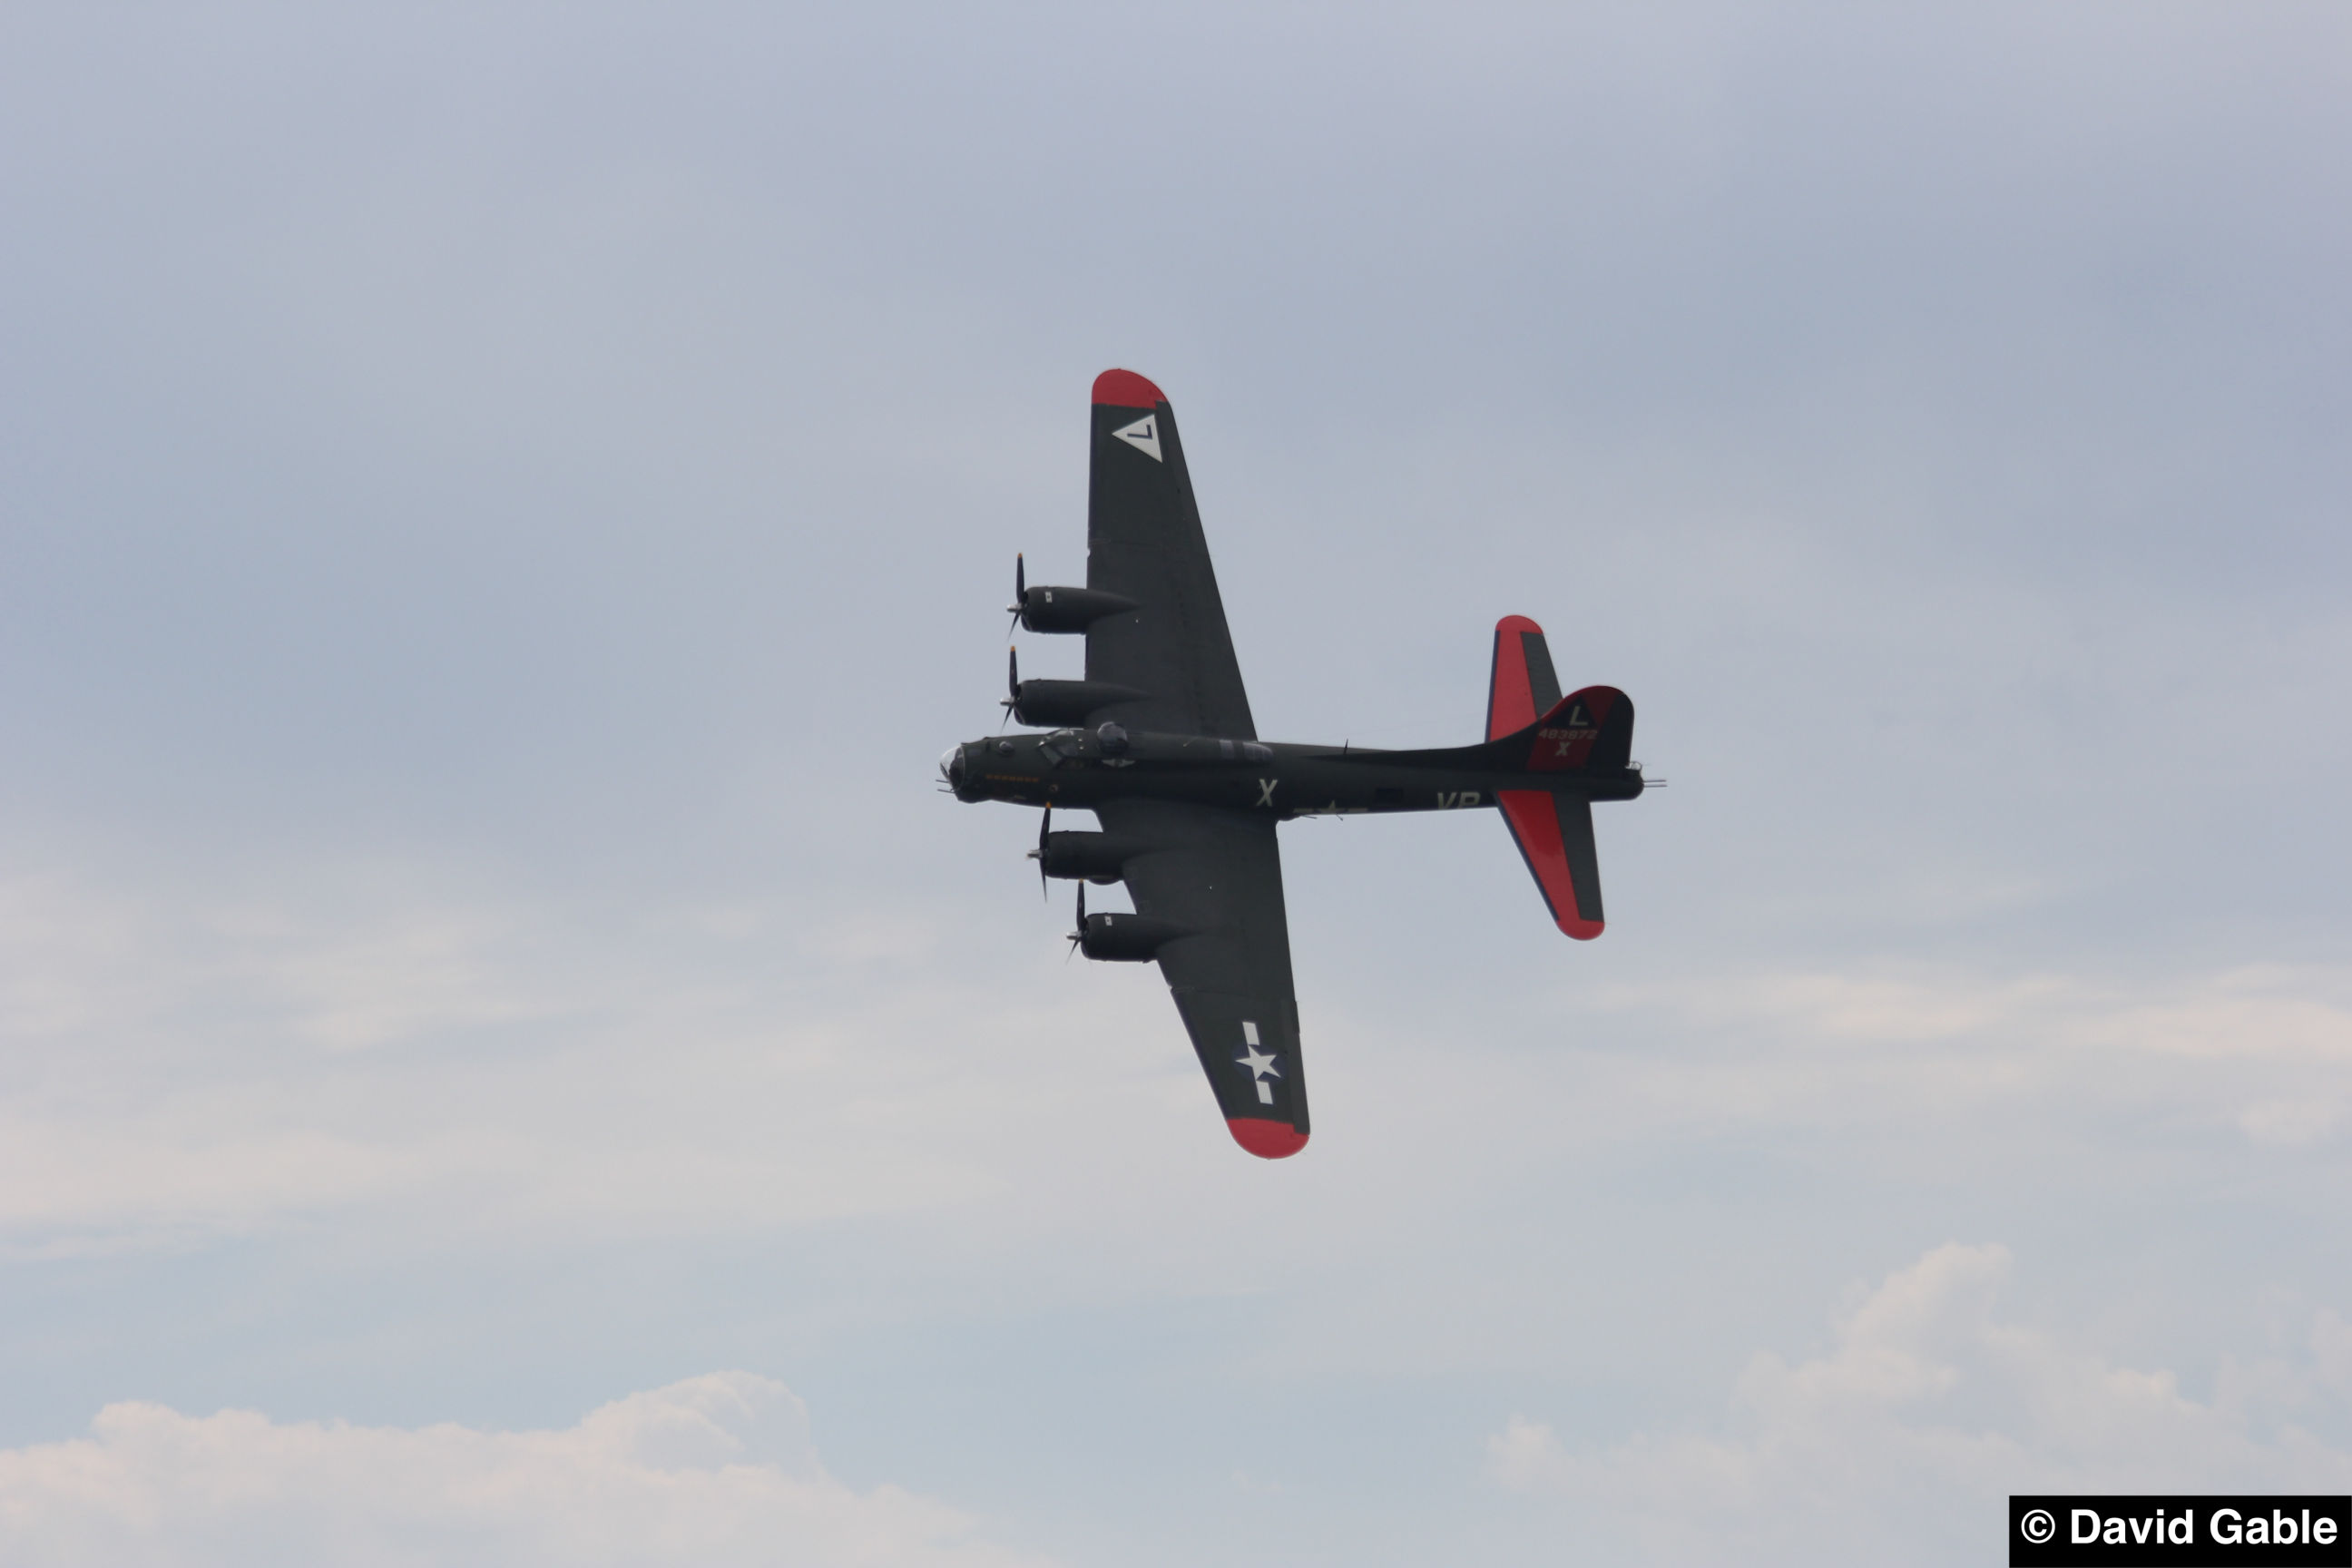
xmin=999 ymin=645 xmax=1018 ymax=732
xmin=1065 ymin=880 xmax=1085 ymax=961
xmin=1006 ymin=553 xmax=1026 ymax=635
xmin=1037 ymin=804 xmax=1051 ymax=899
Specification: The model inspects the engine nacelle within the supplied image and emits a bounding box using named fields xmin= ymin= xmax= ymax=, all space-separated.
xmin=1013 ymin=679 xmax=1146 ymax=727
xmin=1039 ymin=831 xmax=1147 ymax=884
xmin=1079 ymin=912 xmax=1191 ymax=962
xmin=1017 ymin=585 xmax=1138 ymax=634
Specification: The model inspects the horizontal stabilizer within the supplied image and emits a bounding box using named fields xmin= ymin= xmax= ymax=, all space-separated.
xmin=1498 ymin=790 xmax=1604 ymax=938
xmin=1487 ymin=614 xmax=1564 ymax=740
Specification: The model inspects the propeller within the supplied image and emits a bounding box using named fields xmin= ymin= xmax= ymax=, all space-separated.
xmin=999 ymin=645 xmax=1019 ymax=731
xmin=1025 ymin=803 xmax=1052 ymax=898
xmin=1064 ymin=880 xmax=1085 ymax=962
xmin=1005 ymin=553 xmax=1026 ymax=637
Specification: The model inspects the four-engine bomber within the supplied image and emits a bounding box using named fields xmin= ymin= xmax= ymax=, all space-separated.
xmin=941 ymin=368 xmax=1648 ymax=1160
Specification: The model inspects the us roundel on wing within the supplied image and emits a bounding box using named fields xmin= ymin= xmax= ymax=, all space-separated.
xmin=1112 ymin=415 xmax=1162 ymax=461
xmin=1234 ymin=1020 xmax=1280 ymax=1105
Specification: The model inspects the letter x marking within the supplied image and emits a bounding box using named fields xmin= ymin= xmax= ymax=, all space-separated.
xmin=1256 ymin=778 xmax=1278 ymax=808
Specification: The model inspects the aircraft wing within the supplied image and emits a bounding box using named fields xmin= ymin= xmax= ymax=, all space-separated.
xmin=1094 ymin=797 xmax=1308 ymax=1159
xmin=1083 ymin=370 xmax=1257 ymax=740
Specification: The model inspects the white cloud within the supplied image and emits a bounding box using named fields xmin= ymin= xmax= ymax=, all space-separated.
xmin=1624 ymin=961 xmax=2352 ymax=1066
xmin=0 ymin=867 xmax=1184 ymax=1254
xmin=1490 ymin=1244 xmax=2352 ymax=1565
xmin=7 ymin=858 xmax=2351 ymax=1301
xmin=0 ymin=1372 xmax=1049 ymax=1568
xmin=2239 ymin=1099 xmax=2342 ymax=1148
xmin=1561 ymin=961 xmax=2352 ymax=1149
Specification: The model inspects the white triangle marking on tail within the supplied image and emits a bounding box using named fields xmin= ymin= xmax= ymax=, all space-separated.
xmin=1112 ymin=416 xmax=1162 ymax=461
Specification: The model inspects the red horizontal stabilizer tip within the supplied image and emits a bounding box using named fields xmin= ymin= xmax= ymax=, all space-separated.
xmin=1093 ymin=368 xmax=1165 ymax=407
xmin=1497 ymin=789 xmax=1605 ymax=940
xmin=1486 ymin=614 xmax=1551 ymax=741
xmin=1226 ymin=1119 xmax=1308 ymax=1160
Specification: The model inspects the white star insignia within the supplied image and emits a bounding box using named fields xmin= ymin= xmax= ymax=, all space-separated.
xmin=1236 ymin=1044 xmax=1280 ymax=1080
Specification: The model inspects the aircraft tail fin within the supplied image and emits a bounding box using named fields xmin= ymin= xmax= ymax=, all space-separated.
xmin=1485 ymin=616 xmax=1632 ymax=770
xmin=1484 ymin=616 xmax=1626 ymax=938
xmin=1511 ymin=685 xmax=1634 ymax=775
xmin=1383 ymin=622 xmax=1634 ymax=777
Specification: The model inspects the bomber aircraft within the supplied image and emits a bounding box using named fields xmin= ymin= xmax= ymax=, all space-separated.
xmin=940 ymin=369 xmax=1647 ymax=1159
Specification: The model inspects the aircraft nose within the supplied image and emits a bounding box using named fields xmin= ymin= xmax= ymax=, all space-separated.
xmin=937 ymin=747 xmax=966 ymax=789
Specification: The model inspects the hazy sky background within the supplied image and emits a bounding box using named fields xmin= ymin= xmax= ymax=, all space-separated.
xmin=3 ymin=3 xmax=2349 ymax=1563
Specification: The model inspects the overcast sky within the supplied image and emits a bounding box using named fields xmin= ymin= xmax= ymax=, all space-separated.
xmin=4 ymin=3 xmax=2349 ymax=1563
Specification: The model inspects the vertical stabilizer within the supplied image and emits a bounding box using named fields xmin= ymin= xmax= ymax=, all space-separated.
xmin=1485 ymin=616 xmax=1609 ymax=938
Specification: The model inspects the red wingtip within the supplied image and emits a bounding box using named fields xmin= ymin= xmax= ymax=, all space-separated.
xmin=1495 ymin=613 xmax=1544 ymax=635
xmin=1559 ymin=916 xmax=1605 ymax=940
xmin=1226 ymin=1119 xmax=1309 ymax=1160
xmin=1093 ymin=368 xmax=1165 ymax=407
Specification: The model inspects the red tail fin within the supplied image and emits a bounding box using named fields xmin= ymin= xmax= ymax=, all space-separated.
xmin=1522 ymin=687 xmax=1632 ymax=774
xmin=1488 ymin=615 xmax=1632 ymax=773
xmin=1486 ymin=617 xmax=1616 ymax=937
